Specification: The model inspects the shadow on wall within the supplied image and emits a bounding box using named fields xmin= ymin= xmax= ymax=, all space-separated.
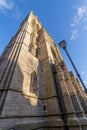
xmin=0 ymin=53 xmax=44 ymax=130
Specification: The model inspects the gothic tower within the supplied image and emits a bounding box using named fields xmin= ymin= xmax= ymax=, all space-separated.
xmin=0 ymin=11 xmax=87 ymax=130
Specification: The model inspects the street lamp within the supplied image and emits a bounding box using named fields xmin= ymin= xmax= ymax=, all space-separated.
xmin=58 ymin=40 xmax=87 ymax=93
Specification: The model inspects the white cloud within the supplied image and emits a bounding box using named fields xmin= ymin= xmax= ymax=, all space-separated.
xmin=71 ymin=6 xmax=87 ymax=27
xmin=81 ymin=71 xmax=87 ymax=76
xmin=78 ymin=6 xmax=86 ymax=16
xmin=84 ymin=25 xmax=87 ymax=30
xmin=83 ymin=80 xmax=87 ymax=85
xmin=70 ymin=29 xmax=78 ymax=40
xmin=0 ymin=0 xmax=21 ymax=19
xmin=0 ymin=0 xmax=14 ymax=10
xmin=11 ymin=6 xmax=21 ymax=19
xmin=81 ymin=71 xmax=87 ymax=86
xmin=70 ymin=5 xmax=87 ymax=40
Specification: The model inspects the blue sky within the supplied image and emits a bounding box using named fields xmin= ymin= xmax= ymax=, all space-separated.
xmin=0 ymin=0 xmax=87 ymax=87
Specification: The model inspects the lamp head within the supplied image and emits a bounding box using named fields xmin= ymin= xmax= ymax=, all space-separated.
xmin=58 ymin=40 xmax=66 ymax=49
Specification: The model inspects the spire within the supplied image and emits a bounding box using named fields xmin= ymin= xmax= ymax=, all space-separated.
xmin=30 ymin=10 xmax=34 ymax=15
xmin=26 ymin=10 xmax=34 ymax=20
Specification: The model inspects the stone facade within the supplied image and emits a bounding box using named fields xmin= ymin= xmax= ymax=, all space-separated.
xmin=0 ymin=11 xmax=87 ymax=130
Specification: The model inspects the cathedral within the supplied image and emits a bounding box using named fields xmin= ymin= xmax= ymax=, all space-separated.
xmin=0 ymin=11 xmax=87 ymax=130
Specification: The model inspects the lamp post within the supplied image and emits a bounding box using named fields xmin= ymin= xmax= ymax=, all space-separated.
xmin=58 ymin=40 xmax=87 ymax=93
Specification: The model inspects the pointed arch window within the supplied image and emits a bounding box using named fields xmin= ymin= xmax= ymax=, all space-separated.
xmin=51 ymin=48 xmax=56 ymax=62
xmin=29 ymin=43 xmax=35 ymax=55
xmin=30 ymin=33 xmax=35 ymax=43
xmin=36 ymin=48 xmax=38 ymax=58
xmin=30 ymin=71 xmax=37 ymax=94
xmin=36 ymin=24 xmax=39 ymax=31
xmin=35 ymin=48 xmax=40 ymax=58
xmin=29 ymin=44 xmax=33 ymax=53
xmin=32 ymin=19 xmax=36 ymax=27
